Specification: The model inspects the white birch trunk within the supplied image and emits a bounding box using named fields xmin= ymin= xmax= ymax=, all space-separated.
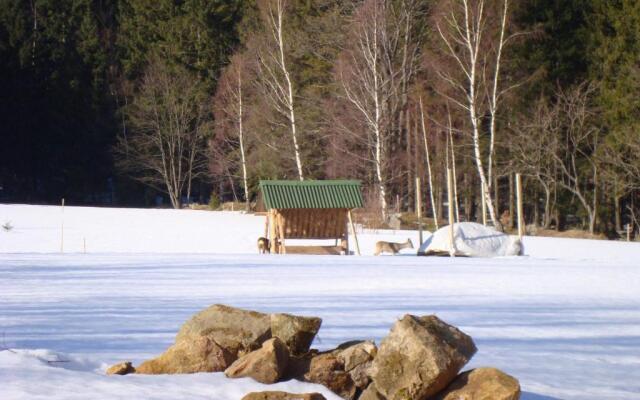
xmin=238 ymin=71 xmax=250 ymax=211
xmin=419 ymin=97 xmax=439 ymax=229
xmin=487 ymin=0 xmax=508 ymax=189
xmin=274 ymin=0 xmax=303 ymax=180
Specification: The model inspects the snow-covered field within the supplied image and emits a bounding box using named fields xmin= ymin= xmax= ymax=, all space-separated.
xmin=1 ymin=204 xmax=640 ymax=399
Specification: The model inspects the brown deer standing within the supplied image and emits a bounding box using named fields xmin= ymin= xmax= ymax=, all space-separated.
xmin=374 ymin=239 xmax=414 ymax=256
xmin=257 ymin=237 xmax=270 ymax=254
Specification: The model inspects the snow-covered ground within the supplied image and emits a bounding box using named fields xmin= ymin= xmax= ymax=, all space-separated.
xmin=1 ymin=204 xmax=640 ymax=399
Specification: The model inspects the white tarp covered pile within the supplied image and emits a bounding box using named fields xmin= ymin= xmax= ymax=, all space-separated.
xmin=419 ymin=222 xmax=522 ymax=257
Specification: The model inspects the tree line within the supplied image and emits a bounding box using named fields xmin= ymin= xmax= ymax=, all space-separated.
xmin=1 ymin=0 xmax=639 ymax=236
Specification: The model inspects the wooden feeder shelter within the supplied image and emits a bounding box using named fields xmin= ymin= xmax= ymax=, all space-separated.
xmin=259 ymin=180 xmax=363 ymax=255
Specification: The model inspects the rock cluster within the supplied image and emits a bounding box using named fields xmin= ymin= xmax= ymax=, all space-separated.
xmin=108 ymin=304 xmax=520 ymax=400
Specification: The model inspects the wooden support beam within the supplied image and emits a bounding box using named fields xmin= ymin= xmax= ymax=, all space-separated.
xmin=269 ymin=210 xmax=277 ymax=254
xmin=277 ymin=213 xmax=286 ymax=254
xmin=348 ymin=210 xmax=361 ymax=256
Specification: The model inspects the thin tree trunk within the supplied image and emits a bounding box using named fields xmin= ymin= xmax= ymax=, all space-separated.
xmin=273 ymin=0 xmax=303 ymax=180
xmin=419 ymin=98 xmax=439 ymax=229
xmin=447 ymin=107 xmax=460 ymax=222
xmin=509 ymin=172 xmax=515 ymax=229
xmin=487 ymin=0 xmax=509 ymax=189
xmin=238 ymin=71 xmax=249 ymax=211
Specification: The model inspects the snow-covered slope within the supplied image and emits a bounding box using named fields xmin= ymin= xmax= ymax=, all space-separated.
xmin=0 ymin=204 xmax=422 ymax=255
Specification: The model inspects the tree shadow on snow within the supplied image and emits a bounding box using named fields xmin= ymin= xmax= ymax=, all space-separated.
xmin=521 ymin=392 xmax=563 ymax=400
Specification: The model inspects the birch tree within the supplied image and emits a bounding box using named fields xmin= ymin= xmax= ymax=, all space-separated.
xmin=336 ymin=0 xmax=395 ymax=220
xmin=213 ymin=53 xmax=251 ymax=210
xmin=435 ymin=0 xmax=513 ymax=229
xmin=419 ymin=97 xmax=439 ymax=228
xmin=255 ymin=0 xmax=304 ymax=180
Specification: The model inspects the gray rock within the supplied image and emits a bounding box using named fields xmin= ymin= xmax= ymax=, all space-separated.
xmin=106 ymin=361 xmax=135 ymax=375
xmin=136 ymin=336 xmax=234 ymax=374
xmin=136 ymin=304 xmax=270 ymax=374
xmin=177 ymin=304 xmax=271 ymax=357
xmin=433 ymin=367 xmax=521 ymax=400
xmin=304 ymin=352 xmax=356 ymax=400
xmin=225 ymin=338 xmax=290 ymax=384
xmin=358 ymin=383 xmax=386 ymax=400
xmin=372 ymin=314 xmax=476 ymax=400
xmin=271 ymin=313 xmax=322 ymax=355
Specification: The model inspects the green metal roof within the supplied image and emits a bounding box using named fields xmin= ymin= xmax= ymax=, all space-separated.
xmin=259 ymin=180 xmax=363 ymax=210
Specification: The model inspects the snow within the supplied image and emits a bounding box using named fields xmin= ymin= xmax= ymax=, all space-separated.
xmin=0 ymin=204 xmax=422 ymax=255
xmin=420 ymin=222 xmax=522 ymax=257
xmin=1 ymin=204 xmax=640 ymax=400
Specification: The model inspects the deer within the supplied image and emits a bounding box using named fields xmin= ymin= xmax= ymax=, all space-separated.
xmin=374 ymin=238 xmax=414 ymax=256
xmin=257 ymin=237 xmax=270 ymax=254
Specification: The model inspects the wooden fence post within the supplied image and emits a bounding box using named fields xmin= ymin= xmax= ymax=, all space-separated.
xmin=516 ymin=173 xmax=524 ymax=240
xmin=416 ymin=177 xmax=423 ymax=246
xmin=447 ymin=168 xmax=456 ymax=257
xmin=481 ymin=182 xmax=487 ymax=226
xmin=60 ymin=198 xmax=65 ymax=253
xmin=348 ymin=210 xmax=361 ymax=256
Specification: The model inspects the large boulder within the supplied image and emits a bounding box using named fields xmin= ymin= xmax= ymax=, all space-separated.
xmin=177 ymin=304 xmax=271 ymax=357
xmin=241 ymin=392 xmax=326 ymax=400
xmin=136 ymin=336 xmax=234 ymax=374
xmin=372 ymin=315 xmax=477 ymax=400
xmin=304 ymin=352 xmax=356 ymax=400
xmin=271 ymin=313 xmax=322 ymax=355
xmin=225 ymin=338 xmax=290 ymax=384
xmin=136 ymin=305 xmax=270 ymax=374
xmin=434 ymin=367 xmax=521 ymax=400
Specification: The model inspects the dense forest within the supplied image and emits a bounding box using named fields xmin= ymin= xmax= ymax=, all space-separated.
xmin=1 ymin=0 xmax=639 ymax=236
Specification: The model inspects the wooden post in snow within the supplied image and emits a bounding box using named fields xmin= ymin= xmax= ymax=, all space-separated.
xmin=516 ymin=173 xmax=524 ymax=240
xmin=447 ymin=168 xmax=456 ymax=257
xmin=277 ymin=213 xmax=286 ymax=254
xmin=481 ymin=181 xmax=487 ymax=226
xmin=348 ymin=210 xmax=361 ymax=256
xmin=416 ymin=177 xmax=423 ymax=246
xmin=60 ymin=198 xmax=65 ymax=253
xmin=269 ymin=210 xmax=277 ymax=254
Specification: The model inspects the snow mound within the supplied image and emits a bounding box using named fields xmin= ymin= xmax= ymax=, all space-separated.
xmin=419 ymin=222 xmax=522 ymax=257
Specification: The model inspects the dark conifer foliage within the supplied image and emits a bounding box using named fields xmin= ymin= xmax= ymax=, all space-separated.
xmin=0 ymin=0 xmax=639 ymax=234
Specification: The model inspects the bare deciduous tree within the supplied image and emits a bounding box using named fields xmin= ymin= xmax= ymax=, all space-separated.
xmin=513 ymin=84 xmax=601 ymax=233
xmin=213 ymin=53 xmax=251 ymax=210
xmin=336 ymin=0 xmax=400 ymax=220
xmin=511 ymin=97 xmax=560 ymax=228
xmin=255 ymin=0 xmax=304 ymax=180
xmin=116 ymin=59 xmax=210 ymax=209
xmin=435 ymin=0 xmax=515 ymax=229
